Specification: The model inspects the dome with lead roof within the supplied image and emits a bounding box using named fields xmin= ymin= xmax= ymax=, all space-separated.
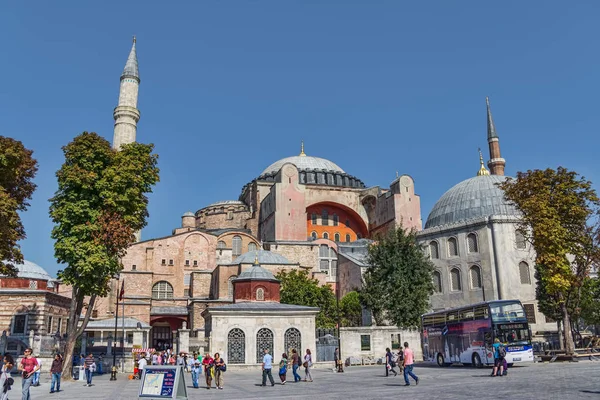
xmin=260 ymin=155 xmax=345 ymax=177
xmin=233 ymin=250 xmax=292 ymax=265
xmin=425 ymin=175 xmax=520 ymax=229
xmin=1 ymin=260 xmax=53 ymax=281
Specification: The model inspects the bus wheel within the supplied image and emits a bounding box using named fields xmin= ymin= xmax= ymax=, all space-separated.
xmin=436 ymin=354 xmax=445 ymax=367
xmin=472 ymin=353 xmax=483 ymax=368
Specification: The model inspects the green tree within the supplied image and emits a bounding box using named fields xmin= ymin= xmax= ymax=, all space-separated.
xmin=340 ymin=291 xmax=362 ymax=327
xmin=0 ymin=136 xmax=38 ymax=276
xmin=498 ymin=167 xmax=600 ymax=354
xmin=276 ymin=269 xmax=339 ymax=328
xmin=360 ymin=227 xmax=435 ymax=328
xmin=579 ymin=277 xmax=600 ymax=327
xmin=49 ymin=132 xmax=159 ymax=377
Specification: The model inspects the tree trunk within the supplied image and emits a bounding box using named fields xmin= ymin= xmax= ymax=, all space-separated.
xmin=561 ymin=302 xmax=575 ymax=355
xmin=61 ymin=288 xmax=97 ymax=379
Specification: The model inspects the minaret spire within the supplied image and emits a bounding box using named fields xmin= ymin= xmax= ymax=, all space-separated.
xmin=485 ymin=97 xmax=506 ymax=176
xmin=299 ymin=140 xmax=306 ymax=156
xmin=113 ymin=38 xmax=141 ymax=151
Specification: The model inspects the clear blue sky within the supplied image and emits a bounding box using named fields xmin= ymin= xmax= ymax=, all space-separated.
xmin=2 ymin=1 xmax=599 ymax=278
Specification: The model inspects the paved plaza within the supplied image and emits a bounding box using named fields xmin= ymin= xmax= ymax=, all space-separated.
xmin=19 ymin=361 xmax=600 ymax=399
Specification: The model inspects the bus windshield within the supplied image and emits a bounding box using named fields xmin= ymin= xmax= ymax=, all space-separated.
xmin=495 ymin=322 xmax=531 ymax=346
xmin=489 ymin=301 xmax=526 ymax=323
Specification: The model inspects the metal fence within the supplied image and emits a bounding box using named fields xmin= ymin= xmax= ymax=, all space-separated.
xmin=315 ymin=328 xmax=338 ymax=362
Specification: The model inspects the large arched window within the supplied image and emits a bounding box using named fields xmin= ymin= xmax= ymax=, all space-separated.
xmin=519 ymin=262 xmax=531 ymax=284
xmin=448 ymin=237 xmax=458 ymax=257
xmin=284 ymin=328 xmax=302 ymax=354
xmin=429 ymin=242 xmax=439 ymax=259
xmin=516 ymin=231 xmax=527 ymax=249
xmin=333 ymin=214 xmax=339 ymax=226
xmin=152 ymin=281 xmax=173 ymax=299
xmin=432 ymin=271 xmax=442 ymax=293
xmin=248 ymin=242 xmax=257 ymax=252
xmin=228 ymin=276 xmax=237 ymax=298
xmin=256 ymin=328 xmax=274 ymax=363
xmin=256 ymin=287 xmax=265 ymax=301
xmin=227 ymin=328 xmax=245 ymax=364
xmin=467 ymin=233 xmax=478 ymax=253
xmin=322 ymin=210 xmax=329 ymax=226
xmin=450 ymin=268 xmax=462 ymax=291
xmin=345 ymin=234 xmax=351 ymax=243
xmin=232 ymin=235 xmax=242 ymax=256
xmin=470 ymin=265 xmax=482 ymax=289
xmin=311 ymin=231 xmax=317 ymax=240
xmin=323 ymin=232 xmax=329 ymax=240
xmin=311 ymin=213 xmax=317 ymax=225
xmin=217 ymin=240 xmax=226 ymax=249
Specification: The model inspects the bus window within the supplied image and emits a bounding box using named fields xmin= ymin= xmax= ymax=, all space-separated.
xmin=490 ymin=301 xmax=526 ymax=322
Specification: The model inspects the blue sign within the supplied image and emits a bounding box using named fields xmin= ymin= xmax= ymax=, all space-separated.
xmin=138 ymin=366 xmax=187 ymax=399
xmin=442 ymin=326 xmax=449 ymax=336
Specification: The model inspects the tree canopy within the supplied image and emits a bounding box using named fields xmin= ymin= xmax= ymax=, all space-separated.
xmin=276 ymin=269 xmax=338 ymax=328
xmin=49 ymin=132 xmax=159 ymax=375
xmin=498 ymin=167 xmax=600 ymax=354
xmin=340 ymin=291 xmax=362 ymax=327
xmin=360 ymin=227 xmax=435 ymax=328
xmin=0 ymin=136 xmax=38 ymax=276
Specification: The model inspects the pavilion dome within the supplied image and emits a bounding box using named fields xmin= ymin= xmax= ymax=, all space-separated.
xmin=1 ymin=260 xmax=53 ymax=281
xmin=425 ymin=175 xmax=520 ymax=229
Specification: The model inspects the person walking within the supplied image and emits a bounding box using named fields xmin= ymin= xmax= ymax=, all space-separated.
xmin=0 ymin=355 xmax=14 ymax=400
xmin=402 ymin=342 xmax=419 ymax=386
xmin=303 ymin=349 xmax=313 ymax=382
xmin=261 ymin=349 xmax=275 ymax=387
xmin=84 ymin=353 xmax=96 ymax=387
xmin=32 ymin=355 xmax=42 ymax=387
xmin=190 ymin=360 xmax=202 ymax=389
xmin=491 ymin=338 xmax=505 ymax=377
xmin=137 ymin=355 xmax=147 ymax=380
xmin=19 ymin=347 xmax=39 ymax=400
xmin=213 ymin=352 xmax=225 ymax=390
xmin=278 ymin=353 xmax=288 ymax=384
xmin=50 ymin=354 xmax=63 ymax=393
xmin=291 ymin=349 xmax=302 ymax=382
xmin=202 ymin=353 xmax=214 ymax=389
xmin=385 ymin=347 xmax=398 ymax=377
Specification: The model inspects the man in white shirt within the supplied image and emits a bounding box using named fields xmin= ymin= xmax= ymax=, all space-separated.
xmin=152 ymin=353 xmax=158 ymax=365
xmin=137 ymin=356 xmax=147 ymax=379
xmin=261 ymin=349 xmax=275 ymax=387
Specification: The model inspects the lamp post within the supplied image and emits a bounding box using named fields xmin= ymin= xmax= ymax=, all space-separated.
xmin=110 ymin=275 xmax=120 ymax=381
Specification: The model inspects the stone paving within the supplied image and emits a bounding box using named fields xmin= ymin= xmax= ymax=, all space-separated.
xmin=18 ymin=361 xmax=600 ymax=399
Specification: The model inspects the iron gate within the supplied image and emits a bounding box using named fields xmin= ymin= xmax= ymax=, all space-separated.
xmin=315 ymin=328 xmax=338 ymax=361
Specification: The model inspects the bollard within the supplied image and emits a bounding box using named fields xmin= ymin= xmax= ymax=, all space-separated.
xmin=110 ymin=365 xmax=118 ymax=381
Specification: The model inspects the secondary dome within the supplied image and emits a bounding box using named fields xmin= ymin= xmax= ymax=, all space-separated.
xmin=260 ymin=155 xmax=345 ymax=177
xmin=425 ymin=175 xmax=520 ymax=229
xmin=1 ymin=260 xmax=53 ymax=281
xmin=233 ymin=250 xmax=292 ymax=265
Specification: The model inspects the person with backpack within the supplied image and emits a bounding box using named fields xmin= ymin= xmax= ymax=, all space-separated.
xmin=385 ymin=347 xmax=398 ymax=377
xmin=213 ymin=352 xmax=225 ymax=390
xmin=491 ymin=338 xmax=505 ymax=377
xmin=0 ymin=354 xmax=14 ymax=400
xmin=290 ymin=349 xmax=302 ymax=382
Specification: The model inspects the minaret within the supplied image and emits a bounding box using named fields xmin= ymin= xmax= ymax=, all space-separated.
xmin=113 ymin=37 xmax=140 ymax=150
xmin=486 ymin=97 xmax=506 ymax=175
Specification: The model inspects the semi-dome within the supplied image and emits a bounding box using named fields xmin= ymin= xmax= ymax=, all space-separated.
xmin=425 ymin=175 xmax=520 ymax=229
xmin=260 ymin=155 xmax=345 ymax=177
xmin=1 ymin=260 xmax=53 ymax=281
xmin=233 ymin=250 xmax=292 ymax=265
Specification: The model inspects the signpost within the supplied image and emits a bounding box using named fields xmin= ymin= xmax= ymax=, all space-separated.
xmin=138 ymin=366 xmax=188 ymax=400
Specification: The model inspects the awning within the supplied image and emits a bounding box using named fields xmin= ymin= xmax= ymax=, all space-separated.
xmin=132 ymin=348 xmax=154 ymax=353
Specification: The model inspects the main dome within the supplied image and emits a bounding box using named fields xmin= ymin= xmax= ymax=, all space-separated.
xmin=260 ymin=155 xmax=345 ymax=177
xmin=425 ymin=175 xmax=520 ymax=229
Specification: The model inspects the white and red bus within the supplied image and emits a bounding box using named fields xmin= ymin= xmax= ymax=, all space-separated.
xmin=422 ymin=300 xmax=534 ymax=367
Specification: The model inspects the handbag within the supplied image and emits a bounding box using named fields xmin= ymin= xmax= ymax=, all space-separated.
xmin=302 ymin=361 xmax=308 ymax=368
xmin=279 ymin=366 xmax=287 ymax=375
xmin=220 ymin=364 xmax=227 ymax=372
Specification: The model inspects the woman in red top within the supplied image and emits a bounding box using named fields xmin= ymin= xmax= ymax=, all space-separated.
xmin=202 ymin=353 xmax=214 ymax=389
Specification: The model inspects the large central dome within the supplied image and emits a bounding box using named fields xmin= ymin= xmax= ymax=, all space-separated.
xmin=425 ymin=175 xmax=520 ymax=229
xmin=260 ymin=155 xmax=345 ymax=177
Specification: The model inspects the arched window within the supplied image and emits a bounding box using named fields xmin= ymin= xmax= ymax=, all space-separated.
xmin=450 ymin=268 xmax=462 ymax=291
xmin=232 ymin=235 xmax=242 ymax=256
xmin=519 ymin=262 xmax=531 ymax=284
xmin=516 ymin=231 xmax=527 ymax=249
xmin=227 ymin=328 xmax=245 ymax=364
xmin=284 ymin=328 xmax=301 ymax=354
xmin=322 ymin=210 xmax=329 ymax=226
xmin=228 ymin=276 xmax=237 ymax=298
xmin=152 ymin=281 xmax=174 ymax=299
xmin=345 ymin=234 xmax=351 ymax=242
xmin=432 ymin=271 xmax=442 ymax=293
xmin=311 ymin=213 xmax=317 ymax=225
xmin=217 ymin=240 xmax=226 ymax=249
xmin=467 ymin=233 xmax=478 ymax=253
xmin=311 ymin=231 xmax=317 ymax=240
xmin=333 ymin=214 xmax=339 ymax=226
xmin=248 ymin=242 xmax=257 ymax=252
xmin=334 ymin=233 xmax=340 ymax=242
xmin=256 ymin=287 xmax=265 ymax=301
xmin=448 ymin=237 xmax=458 ymax=257
xmin=256 ymin=328 xmax=274 ymax=363
xmin=470 ymin=265 xmax=482 ymax=289
xmin=429 ymin=242 xmax=439 ymax=259
xmin=323 ymin=232 xmax=329 ymax=240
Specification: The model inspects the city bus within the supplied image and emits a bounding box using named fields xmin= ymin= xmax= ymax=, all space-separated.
xmin=422 ymin=300 xmax=534 ymax=367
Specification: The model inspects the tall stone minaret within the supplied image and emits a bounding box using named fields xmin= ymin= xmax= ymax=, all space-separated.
xmin=113 ymin=37 xmax=140 ymax=150
xmin=486 ymin=97 xmax=506 ymax=176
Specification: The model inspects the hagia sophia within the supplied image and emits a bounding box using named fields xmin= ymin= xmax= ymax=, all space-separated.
xmin=1 ymin=39 xmax=559 ymax=365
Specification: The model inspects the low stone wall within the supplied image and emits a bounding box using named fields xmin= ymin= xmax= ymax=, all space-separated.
xmin=340 ymin=326 xmax=422 ymax=362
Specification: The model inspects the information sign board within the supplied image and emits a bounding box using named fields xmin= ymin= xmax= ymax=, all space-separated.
xmin=138 ymin=366 xmax=188 ymax=400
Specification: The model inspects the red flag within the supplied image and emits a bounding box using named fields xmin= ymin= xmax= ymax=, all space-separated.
xmin=119 ymin=280 xmax=125 ymax=301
